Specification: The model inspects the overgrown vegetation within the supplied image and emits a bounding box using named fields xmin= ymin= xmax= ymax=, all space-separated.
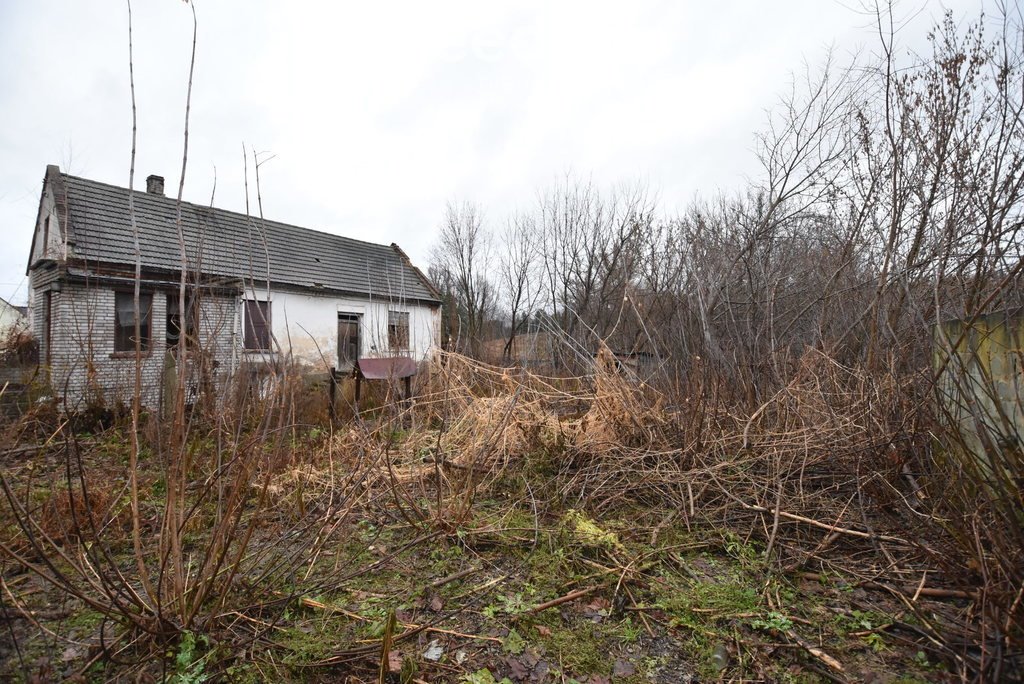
xmin=2 ymin=1 xmax=1023 ymax=682
xmin=0 ymin=343 xmax=1020 ymax=681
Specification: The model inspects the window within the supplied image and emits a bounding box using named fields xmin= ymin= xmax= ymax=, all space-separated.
xmin=43 ymin=290 xmax=52 ymax=366
xmin=166 ymin=293 xmax=199 ymax=348
xmin=114 ymin=291 xmax=153 ymax=352
xmin=244 ymin=299 xmax=271 ymax=351
xmin=338 ymin=313 xmax=360 ymax=369
xmin=387 ymin=310 xmax=410 ymax=351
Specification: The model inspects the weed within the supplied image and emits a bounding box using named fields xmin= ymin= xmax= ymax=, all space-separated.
xmin=534 ymin=621 xmax=610 ymax=677
xmin=657 ymin=578 xmax=759 ymax=622
xmin=460 ymin=669 xmax=513 ymax=684
xmin=836 ymin=609 xmax=889 ymax=636
xmin=278 ymin=624 xmax=338 ymax=665
xmin=484 ymin=592 xmax=533 ymax=620
xmin=864 ymin=632 xmax=888 ymax=652
xmin=171 ymin=631 xmax=210 ymax=684
xmin=63 ymin=607 xmax=105 ymax=635
xmin=429 ymin=541 xmax=464 ymax=571
xmin=618 ymin=616 xmax=643 ymax=642
xmin=502 ymin=628 xmax=526 ymax=655
xmin=749 ymin=611 xmax=794 ymax=632
xmin=563 ymin=509 xmax=624 ymax=552
xmin=721 ymin=531 xmax=762 ymax=568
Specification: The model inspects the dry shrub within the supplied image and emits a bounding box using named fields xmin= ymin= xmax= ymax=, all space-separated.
xmin=0 ymin=327 xmax=37 ymax=366
xmin=415 ymin=355 xmax=577 ymax=473
xmin=919 ymin=352 xmax=1024 ymax=660
xmin=728 ymin=351 xmax=913 ymax=500
xmin=411 ymin=348 xmax=921 ymax=541
xmin=286 ymin=371 xmax=331 ymax=428
xmin=441 ymin=395 xmax=562 ymax=469
xmin=266 ymin=427 xmax=375 ymax=500
xmin=39 ymin=477 xmax=129 ymax=545
xmin=576 ymin=344 xmax=674 ymax=453
xmin=0 ymin=395 xmax=60 ymax=443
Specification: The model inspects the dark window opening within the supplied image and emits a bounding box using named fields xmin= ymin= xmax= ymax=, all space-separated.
xmin=338 ymin=313 xmax=361 ymax=369
xmin=244 ymin=299 xmax=271 ymax=351
xmin=114 ymin=291 xmax=153 ymax=352
xmin=43 ymin=290 xmax=52 ymax=366
xmin=387 ymin=310 xmax=410 ymax=351
xmin=166 ymin=293 xmax=199 ymax=349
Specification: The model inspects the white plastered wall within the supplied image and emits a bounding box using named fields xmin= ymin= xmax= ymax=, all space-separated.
xmin=238 ymin=287 xmax=440 ymax=370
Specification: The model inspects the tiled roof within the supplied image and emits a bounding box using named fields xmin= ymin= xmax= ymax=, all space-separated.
xmin=59 ymin=173 xmax=440 ymax=304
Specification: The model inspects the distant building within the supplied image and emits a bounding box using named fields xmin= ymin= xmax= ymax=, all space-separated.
xmin=26 ymin=165 xmax=441 ymax=409
xmin=0 ymin=295 xmax=28 ymax=340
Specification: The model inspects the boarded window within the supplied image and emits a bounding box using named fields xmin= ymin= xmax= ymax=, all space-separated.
xmin=114 ymin=291 xmax=153 ymax=352
xmin=387 ymin=310 xmax=410 ymax=350
xmin=338 ymin=313 xmax=360 ymax=368
xmin=244 ymin=299 xmax=271 ymax=351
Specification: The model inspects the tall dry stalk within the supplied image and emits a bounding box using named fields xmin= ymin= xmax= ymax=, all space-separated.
xmin=160 ymin=0 xmax=198 ymax=619
xmin=125 ymin=0 xmax=156 ymax=607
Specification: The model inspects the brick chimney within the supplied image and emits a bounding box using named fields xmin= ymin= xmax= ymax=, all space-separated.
xmin=146 ymin=174 xmax=165 ymax=195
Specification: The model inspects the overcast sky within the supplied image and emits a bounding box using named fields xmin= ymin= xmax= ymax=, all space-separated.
xmin=0 ymin=1 xmax=986 ymax=305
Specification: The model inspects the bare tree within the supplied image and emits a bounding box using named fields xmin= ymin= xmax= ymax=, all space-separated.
xmin=498 ymin=210 xmax=540 ymax=362
xmin=430 ymin=201 xmax=495 ymax=357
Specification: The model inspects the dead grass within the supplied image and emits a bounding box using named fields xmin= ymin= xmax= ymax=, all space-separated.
xmin=0 ymin=347 xmax=1019 ymax=681
xmin=38 ymin=477 xmax=130 ymax=546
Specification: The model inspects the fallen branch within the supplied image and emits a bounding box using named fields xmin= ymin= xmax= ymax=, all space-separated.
xmin=526 ymin=587 xmax=597 ymax=615
xmin=740 ymin=502 xmax=907 ymax=544
xmin=785 ymin=628 xmax=845 ymax=676
xmin=794 ymin=572 xmax=977 ymax=600
xmin=428 ymin=566 xmax=478 ymax=589
xmin=452 ymin=573 xmax=511 ymax=601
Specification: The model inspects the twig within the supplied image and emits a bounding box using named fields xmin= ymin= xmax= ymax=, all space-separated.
xmin=794 ymin=572 xmax=977 ymax=600
xmin=526 ymin=587 xmax=597 ymax=615
xmin=428 ymin=566 xmax=478 ymax=590
xmin=784 ymin=628 xmax=845 ymax=676
xmin=912 ymin=570 xmax=927 ymax=602
xmin=378 ymin=608 xmax=397 ymax=683
xmin=738 ymin=502 xmax=907 ymax=544
xmin=452 ymin=573 xmax=510 ymax=601
xmin=422 ymin=627 xmax=501 ymax=643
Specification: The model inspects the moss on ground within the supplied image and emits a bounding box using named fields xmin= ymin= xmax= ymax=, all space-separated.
xmin=0 ymin=425 xmax=966 ymax=683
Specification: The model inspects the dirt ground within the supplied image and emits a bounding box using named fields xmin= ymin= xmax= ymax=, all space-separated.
xmin=0 ymin=433 xmax=970 ymax=683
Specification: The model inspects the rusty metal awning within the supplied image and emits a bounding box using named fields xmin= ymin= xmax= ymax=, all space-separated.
xmin=355 ymin=357 xmax=418 ymax=380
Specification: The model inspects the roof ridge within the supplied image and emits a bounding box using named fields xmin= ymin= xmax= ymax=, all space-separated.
xmin=61 ymin=172 xmax=401 ymax=253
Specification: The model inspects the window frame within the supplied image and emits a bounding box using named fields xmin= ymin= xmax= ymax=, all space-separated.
xmin=114 ymin=290 xmax=153 ymax=353
xmin=387 ymin=310 xmax=410 ymax=351
xmin=243 ymin=299 xmax=272 ymax=352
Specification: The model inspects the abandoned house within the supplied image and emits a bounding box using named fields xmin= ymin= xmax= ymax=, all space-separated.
xmin=26 ymin=164 xmax=442 ymax=410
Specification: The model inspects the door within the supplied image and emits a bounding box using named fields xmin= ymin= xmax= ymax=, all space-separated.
xmin=338 ymin=313 xmax=360 ymax=370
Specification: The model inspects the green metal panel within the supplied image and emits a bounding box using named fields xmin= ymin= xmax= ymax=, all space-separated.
xmin=934 ymin=309 xmax=1024 ymax=467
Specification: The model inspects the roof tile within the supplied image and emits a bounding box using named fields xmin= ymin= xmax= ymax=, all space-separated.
xmin=61 ymin=174 xmax=439 ymax=304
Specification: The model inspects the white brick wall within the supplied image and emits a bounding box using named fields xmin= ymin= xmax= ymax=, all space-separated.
xmin=43 ymin=283 xmax=239 ymax=411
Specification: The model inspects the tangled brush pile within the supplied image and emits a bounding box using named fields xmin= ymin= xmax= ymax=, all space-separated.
xmin=409 ymin=348 xmax=922 ymax=541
